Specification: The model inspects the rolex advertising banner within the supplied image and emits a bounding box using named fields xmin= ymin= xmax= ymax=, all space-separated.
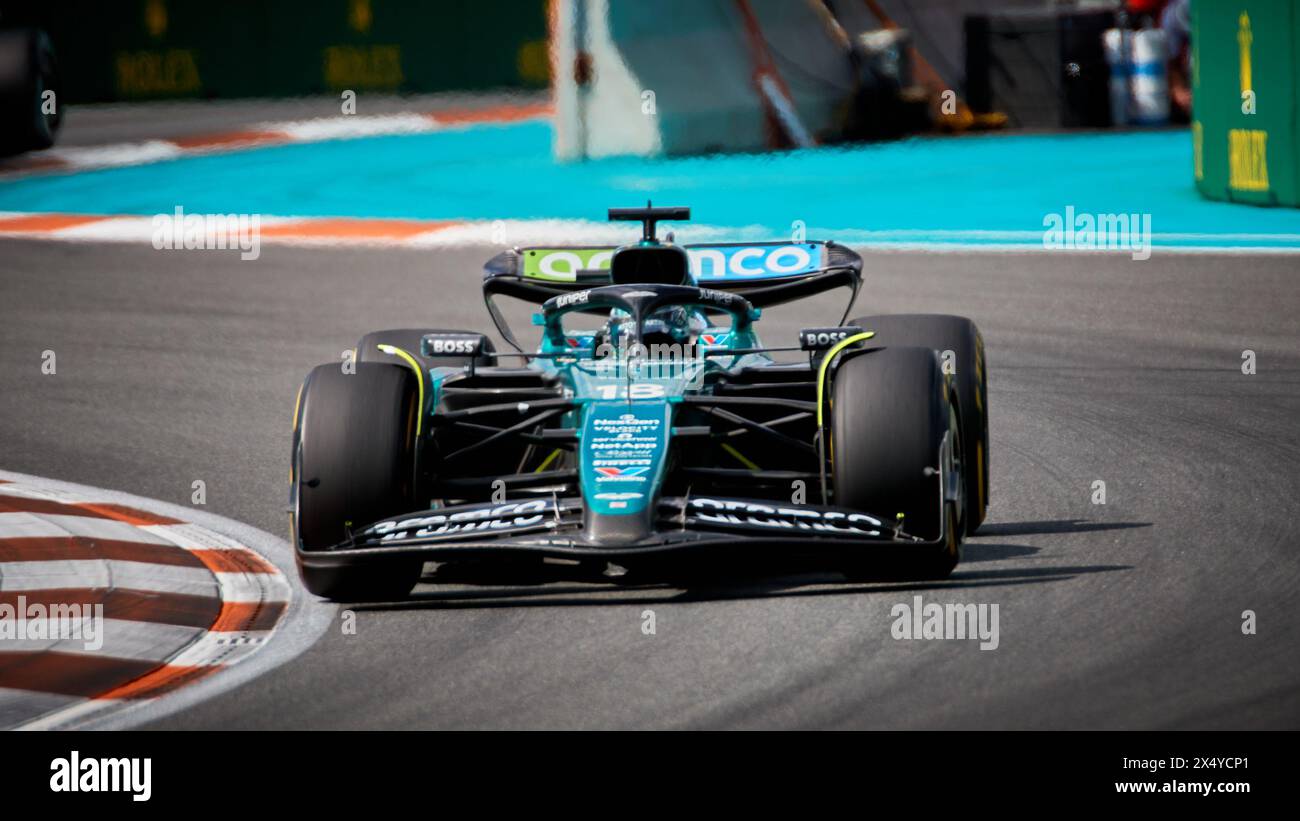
xmin=1192 ymin=1 xmax=1300 ymax=206
xmin=1 ymin=0 xmax=549 ymax=103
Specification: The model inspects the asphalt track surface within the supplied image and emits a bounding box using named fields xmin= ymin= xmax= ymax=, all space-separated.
xmin=2 ymin=239 xmax=1298 ymax=729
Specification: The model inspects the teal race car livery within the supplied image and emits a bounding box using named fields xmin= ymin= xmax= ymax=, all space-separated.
xmin=290 ymin=206 xmax=990 ymax=600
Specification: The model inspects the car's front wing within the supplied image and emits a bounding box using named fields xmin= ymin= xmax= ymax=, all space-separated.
xmin=296 ymin=495 xmax=951 ymax=579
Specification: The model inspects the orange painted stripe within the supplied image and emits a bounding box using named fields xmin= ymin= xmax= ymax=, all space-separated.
xmin=74 ymin=502 xmax=184 ymax=526
xmin=0 ymin=493 xmax=98 ymax=518
xmin=0 ymin=651 xmax=162 ymax=698
xmin=432 ymin=101 xmax=552 ymax=125
xmin=170 ymin=129 xmax=287 ymax=150
xmin=0 ymin=536 xmax=204 ymax=567
xmin=0 ymin=493 xmax=182 ymax=526
xmin=95 ymin=662 xmax=223 ymax=700
xmin=0 ymin=213 xmax=108 ymax=232
xmin=0 ymin=651 xmax=223 ymax=700
xmin=189 ymin=547 xmax=278 ymax=575
xmin=0 ymin=588 xmax=221 ymax=629
xmin=209 ymin=600 xmax=286 ymax=632
xmin=3 ymin=154 xmax=69 ymax=171
xmin=260 ymin=217 xmax=457 ymax=240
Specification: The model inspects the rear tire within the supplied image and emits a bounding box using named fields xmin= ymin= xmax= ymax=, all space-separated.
xmin=850 ymin=313 xmax=988 ymax=532
xmin=0 ymin=29 xmax=61 ymax=155
xmin=292 ymin=362 xmax=424 ymax=601
xmin=831 ymin=346 xmax=961 ymax=580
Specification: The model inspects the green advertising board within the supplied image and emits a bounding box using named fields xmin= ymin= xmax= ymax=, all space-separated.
xmin=1192 ymin=0 xmax=1300 ymax=206
xmin=7 ymin=0 xmax=549 ymax=103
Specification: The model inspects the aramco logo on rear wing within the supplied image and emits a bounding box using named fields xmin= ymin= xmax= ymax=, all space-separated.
xmin=522 ymin=244 xmax=822 ymax=281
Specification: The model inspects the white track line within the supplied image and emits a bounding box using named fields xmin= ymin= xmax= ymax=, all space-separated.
xmin=5 ymin=213 xmax=1298 ymax=254
xmin=0 ymin=559 xmax=218 ymax=596
xmin=0 ymin=105 xmax=549 ymax=177
xmin=0 ymin=511 xmax=173 ymax=542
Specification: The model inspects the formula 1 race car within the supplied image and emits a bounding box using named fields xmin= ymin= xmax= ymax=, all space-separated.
xmin=290 ymin=206 xmax=988 ymax=600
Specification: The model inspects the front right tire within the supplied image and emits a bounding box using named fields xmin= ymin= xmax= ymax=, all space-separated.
xmin=292 ymin=362 xmax=425 ymax=601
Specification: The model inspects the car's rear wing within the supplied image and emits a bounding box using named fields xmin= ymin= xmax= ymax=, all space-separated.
xmin=481 ymin=240 xmax=862 ymax=349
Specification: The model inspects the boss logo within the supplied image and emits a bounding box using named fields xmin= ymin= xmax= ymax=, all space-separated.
xmin=799 ymin=326 xmax=863 ymax=351
xmin=423 ymin=336 xmax=481 ymax=355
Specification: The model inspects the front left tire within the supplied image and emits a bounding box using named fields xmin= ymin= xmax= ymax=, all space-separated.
xmin=830 ymin=345 xmax=963 ymax=580
xmin=850 ymin=313 xmax=989 ymax=532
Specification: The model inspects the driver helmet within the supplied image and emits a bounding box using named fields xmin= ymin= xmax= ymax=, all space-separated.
xmin=604 ymin=306 xmax=707 ymax=354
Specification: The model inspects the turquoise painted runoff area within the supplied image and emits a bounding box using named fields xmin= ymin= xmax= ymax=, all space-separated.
xmin=2 ymin=122 xmax=1297 ymax=249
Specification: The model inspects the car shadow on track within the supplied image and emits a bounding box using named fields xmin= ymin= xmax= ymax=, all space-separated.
xmin=960 ymin=541 xmax=1042 ymax=562
xmin=348 ymin=560 xmax=1131 ymax=612
xmin=975 ymin=519 xmax=1152 ymax=537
